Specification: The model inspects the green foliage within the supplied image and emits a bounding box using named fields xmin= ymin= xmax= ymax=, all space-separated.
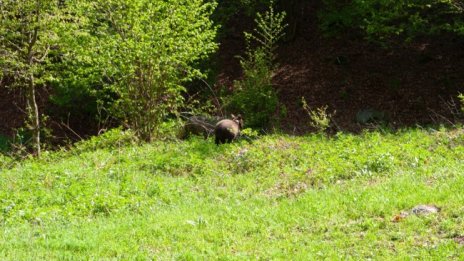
xmin=1 ymin=128 xmax=464 ymax=258
xmin=227 ymin=2 xmax=287 ymax=129
xmin=245 ymin=2 xmax=288 ymax=63
xmin=0 ymin=153 xmax=13 ymax=169
xmin=320 ymin=0 xmax=464 ymax=41
xmin=229 ymin=49 xmax=279 ymax=129
xmin=1 ymin=0 xmax=218 ymax=148
xmin=459 ymin=93 xmax=464 ymax=113
xmin=240 ymin=127 xmax=260 ymax=139
xmin=0 ymin=0 xmax=68 ymax=155
xmin=301 ymin=97 xmax=334 ymax=133
xmin=0 ymin=0 xmax=61 ymax=83
xmin=47 ymin=57 xmax=111 ymax=130
xmin=73 ymin=128 xmax=138 ymax=153
xmin=68 ymin=0 xmax=218 ymax=141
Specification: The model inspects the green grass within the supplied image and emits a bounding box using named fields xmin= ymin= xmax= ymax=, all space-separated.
xmin=1 ymin=128 xmax=464 ymax=259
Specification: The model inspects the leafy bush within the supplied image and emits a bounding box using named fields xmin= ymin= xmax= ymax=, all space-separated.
xmin=68 ymin=0 xmax=218 ymax=141
xmin=226 ymin=1 xmax=287 ymax=129
xmin=48 ymin=59 xmax=113 ymax=132
xmin=228 ymin=49 xmax=279 ymax=129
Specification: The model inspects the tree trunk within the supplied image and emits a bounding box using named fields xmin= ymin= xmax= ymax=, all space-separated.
xmin=26 ymin=16 xmax=41 ymax=157
xmin=27 ymin=74 xmax=41 ymax=157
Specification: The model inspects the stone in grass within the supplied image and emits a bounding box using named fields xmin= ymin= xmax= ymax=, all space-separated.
xmin=392 ymin=205 xmax=440 ymax=222
xmin=411 ymin=205 xmax=441 ymax=215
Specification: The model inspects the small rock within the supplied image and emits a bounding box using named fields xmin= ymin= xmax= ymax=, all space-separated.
xmin=411 ymin=205 xmax=440 ymax=215
xmin=392 ymin=205 xmax=440 ymax=222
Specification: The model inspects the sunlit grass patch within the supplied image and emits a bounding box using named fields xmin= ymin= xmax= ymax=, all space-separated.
xmin=1 ymin=128 xmax=464 ymax=259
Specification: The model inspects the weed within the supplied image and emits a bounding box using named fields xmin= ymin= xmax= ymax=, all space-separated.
xmin=301 ymin=96 xmax=335 ymax=133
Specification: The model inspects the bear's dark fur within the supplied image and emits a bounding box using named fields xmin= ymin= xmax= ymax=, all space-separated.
xmin=214 ymin=114 xmax=243 ymax=145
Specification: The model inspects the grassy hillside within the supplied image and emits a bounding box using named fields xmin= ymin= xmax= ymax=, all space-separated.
xmin=1 ymin=128 xmax=464 ymax=259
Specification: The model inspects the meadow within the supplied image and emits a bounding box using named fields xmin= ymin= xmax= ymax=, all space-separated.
xmin=0 ymin=127 xmax=463 ymax=259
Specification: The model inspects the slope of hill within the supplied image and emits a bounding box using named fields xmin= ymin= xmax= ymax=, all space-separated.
xmin=1 ymin=129 xmax=463 ymax=258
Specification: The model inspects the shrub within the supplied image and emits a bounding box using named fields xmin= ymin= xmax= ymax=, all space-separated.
xmin=228 ymin=49 xmax=279 ymax=129
xmin=301 ymin=96 xmax=334 ymax=133
xmin=70 ymin=0 xmax=218 ymax=141
xmin=226 ymin=1 xmax=287 ymax=130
